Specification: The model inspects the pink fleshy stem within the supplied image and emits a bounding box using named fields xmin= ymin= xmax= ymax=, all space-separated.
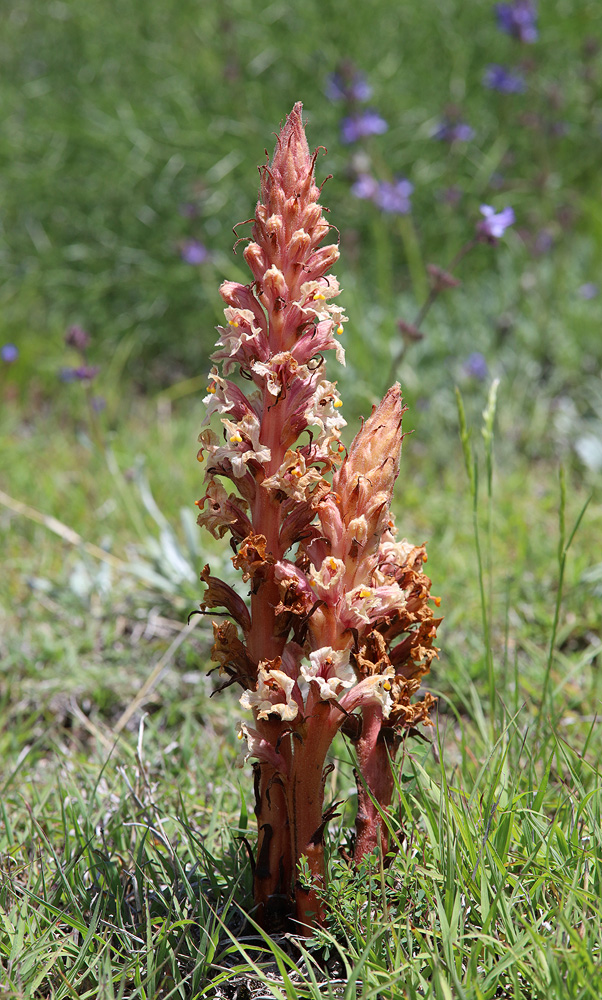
xmin=353 ymin=703 xmax=401 ymax=863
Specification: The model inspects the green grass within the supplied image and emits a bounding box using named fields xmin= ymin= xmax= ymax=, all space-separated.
xmin=2 ymin=0 xmax=602 ymax=995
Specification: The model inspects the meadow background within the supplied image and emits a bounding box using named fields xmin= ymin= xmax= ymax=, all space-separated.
xmin=1 ymin=0 xmax=602 ymax=997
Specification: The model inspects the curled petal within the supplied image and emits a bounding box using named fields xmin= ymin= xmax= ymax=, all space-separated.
xmin=236 ymin=722 xmax=286 ymax=770
xmin=221 ymin=413 xmax=271 ymax=477
xmin=200 ymin=564 xmax=251 ymax=633
xmin=219 ymin=280 xmax=268 ymax=334
xmin=339 ymin=668 xmax=396 ymax=719
xmin=308 ymin=556 xmax=346 ymax=604
xmin=240 ymin=665 xmax=300 ymax=721
xmin=262 ymin=449 xmax=327 ymax=502
xmin=196 ymin=478 xmax=251 ymax=542
xmin=300 ymin=647 xmax=356 ymax=701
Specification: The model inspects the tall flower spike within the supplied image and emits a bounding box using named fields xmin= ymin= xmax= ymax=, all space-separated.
xmin=196 ymin=105 xmax=439 ymax=933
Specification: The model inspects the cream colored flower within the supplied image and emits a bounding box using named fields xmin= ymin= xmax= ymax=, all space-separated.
xmin=240 ymin=667 xmax=299 ymax=721
xmin=300 ymin=647 xmax=356 ymax=701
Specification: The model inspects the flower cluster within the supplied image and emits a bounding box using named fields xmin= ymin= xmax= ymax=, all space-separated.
xmin=495 ymin=1 xmax=538 ymax=44
xmin=325 ymin=62 xmax=388 ymax=146
xmin=196 ymin=105 xmax=439 ymax=931
xmin=483 ymin=64 xmax=526 ymax=94
xmin=352 ymin=174 xmax=414 ymax=216
xmin=60 ymin=324 xmax=100 ymax=385
xmin=432 ymin=119 xmax=475 ymax=143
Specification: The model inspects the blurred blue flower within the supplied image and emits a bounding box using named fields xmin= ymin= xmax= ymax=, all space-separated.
xmin=495 ymin=1 xmax=538 ymax=43
xmin=91 ymin=396 xmax=107 ymax=412
xmin=532 ymin=229 xmax=554 ymax=255
xmin=440 ymin=185 xmax=463 ymax=206
xmin=179 ymin=202 xmax=199 ymax=219
xmin=351 ymin=173 xmax=380 ymax=200
xmin=483 ymin=64 xmax=525 ymax=93
xmin=375 ymin=178 xmax=414 ymax=215
xmin=180 ymin=239 xmax=209 ymax=265
xmin=326 ymin=71 xmax=372 ymax=103
xmin=478 ymin=205 xmax=515 ymax=240
xmin=464 ymin=352 xmax=489 ymax=380
xmin=578 ymin=283 xmax=599 ymax=300
xmin=1 ymin=343 xmax=19 ymax=363
xmin=60 ymin=365 xmax=99 ymax=382
xmin=340 ymin=110 xmax=388 ymax=144
xmin=432 ymin=120 xmax=475 ymax=143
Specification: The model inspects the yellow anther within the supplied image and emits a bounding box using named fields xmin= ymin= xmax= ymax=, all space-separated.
xmin=383 ymin=680 xmax=392 ymax=692
xmin=327 ymin=557 xmax=337 ymax=570
xmin=228 ymin=320 xmax=239 ymax=327
xmin=434 ymin=596 xmax=441 ymax=607
xmin=336 ymin=325 xmax=344 ymax=335
xmin=230 ymin=433 xmax=243 ymax=443
xmin=206 ymin=384 xmax=216 ymax=394
xmin=338 ymin=443 xmax=345 ymax=453
xmin=194 ymin=499 xmax=200 ymax=507
xmin=334 ymin=399 xmax=343 ymax=408
xmin=359 ymin=588 xmax=372 ymax=599
xmin=315 ymin=292 xmax=326 ymax=301
xmin=291 ymin=467 xmax=302 ymax=477
xmin=310 ymin=579 xmax=317 ymax=587
xmin=236 ymin=730 xmax=244 ymax=740
xmin=196 ymin=450 xmax=204 ymax=463
xmin=422 ymin=552 xmax=428 ymax=562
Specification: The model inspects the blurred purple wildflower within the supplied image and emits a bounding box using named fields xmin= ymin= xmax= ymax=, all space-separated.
xmin=464 ymin=352 xmax=489 ymax=380
xmin=495 ymin=1 xmax=538 ymax=43
xmin=180 ymin=239 xmax=209 ymax=265
xmin=91 ymin=396 xmax=107 ymax=412
xmin=440 ymin=185 xmax=463 ymax=206
xmin=532 ymin=229 xmax=554 ymax=255
xmin=351 ymin=173 xmax=380 ymax=200
xmin=326 ymin=70 xmax=372 ymax=103
xmin=432 ymin=120 xmax=475 ymax=143
xmin=483 ymin=64 xmax=525 ymax=93
xmin=179 ymin=202 xmax=199 ymax=219
xmin=1 ymin=343 xmax=19 ymax=363
xmin=60 ymin=365 xmax=100 ymax=383
xmin=375 ymin=178 xmax=414 ymax=215
xmin=578 ymin=283 xmax=599 ymax=300
xmin=478 ymin=205 xmax=515 ymax=240
xmin=340 ymin=110 xmax=388 ymax=144
xmin=65 ymin=324 xmax=91 ymax=351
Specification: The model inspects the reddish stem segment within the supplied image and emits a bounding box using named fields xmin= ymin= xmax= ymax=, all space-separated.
xmin=354 ymin=704 xmax=402 ymax=863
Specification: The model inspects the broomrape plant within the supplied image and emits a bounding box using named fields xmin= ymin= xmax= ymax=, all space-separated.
xmin=195 ymin=104 xmax=441 ymax=933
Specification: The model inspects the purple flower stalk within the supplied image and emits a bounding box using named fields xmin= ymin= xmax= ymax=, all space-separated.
xmin=326 ymin=70 xmax=372 ymax=103
xmin=478 ymin=204 xmax=515 ymax=240
xmin=196 ymin=105 xmax=439 ymax=932
xmin=432 ymin=120 xmax=475 ymax=143
xmin=483 ymin=64 xmax=526 ymax=93
xmin=495 ymin=1 xmax=538 ymax=43
xmin=340 ymin=109 xmax=388 ymax=144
